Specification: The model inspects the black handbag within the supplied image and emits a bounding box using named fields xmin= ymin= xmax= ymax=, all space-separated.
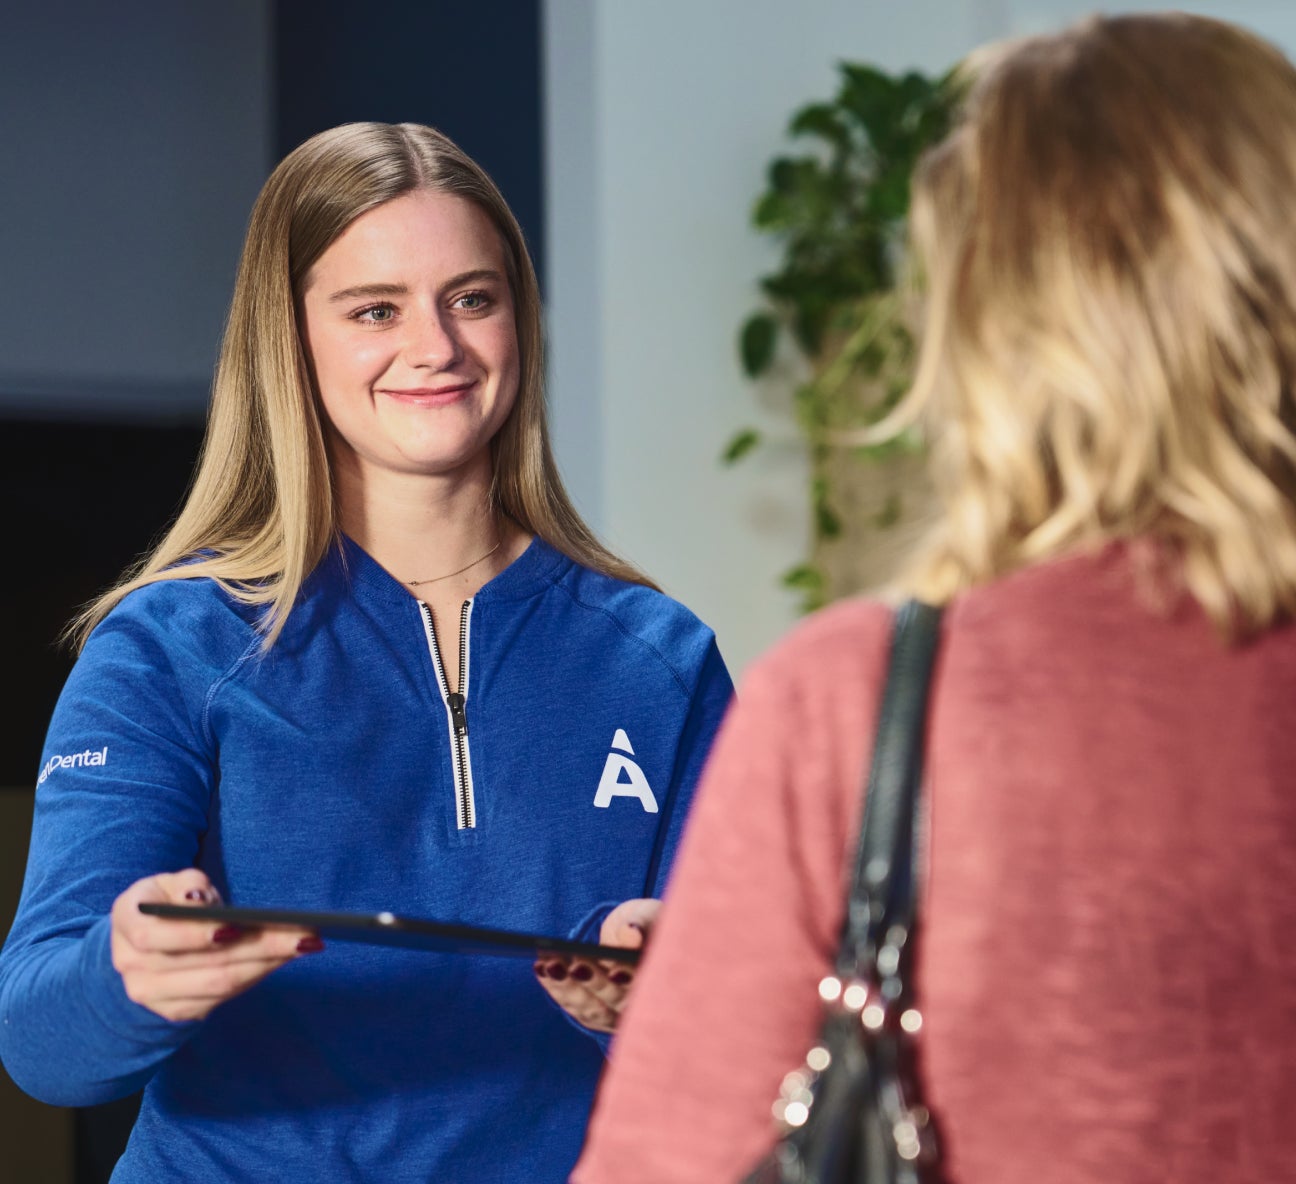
xmin=742 ymin=600 xmax=944 ymax=1184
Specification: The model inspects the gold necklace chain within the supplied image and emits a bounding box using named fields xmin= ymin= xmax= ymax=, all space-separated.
xmin=406 ymin=539 xmax=502 ymax=588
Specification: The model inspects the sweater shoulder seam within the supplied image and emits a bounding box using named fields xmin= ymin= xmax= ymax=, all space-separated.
xmin=548 ymin=580 xmax=696 ymax=700
xmin=199 ymin=634 xmax=264 ymax=746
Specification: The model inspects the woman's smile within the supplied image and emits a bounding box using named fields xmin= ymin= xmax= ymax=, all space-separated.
xmin=377 ymin=382 xmax=477 ymax=406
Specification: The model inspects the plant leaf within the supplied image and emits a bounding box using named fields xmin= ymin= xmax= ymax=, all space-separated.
xmin=780 ymin=563 xmax=825 ymax=592
xmin=752 ymin=190 xmax=792 ymax=230
xmin=816 ymin=501 xmax=844 ymax=539
xmin=768 ymin=155 xmax=822 ymax=194
xmin=721 ymin=428 xmax=762 ymax=465
xmin=790 ymin=295 xmax=835 ymax=357
xmin=789 ymin=102 xmax=850 ymax=149
xmin=875 ymin=492 xmax=903 ymax=528
xmin=739 ymin=314 xmax=778 ymax=377
xmin=838 ymin=62 xmax=897 ymax=140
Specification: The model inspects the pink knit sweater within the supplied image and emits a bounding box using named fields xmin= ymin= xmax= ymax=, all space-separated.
xmin=573 ymin=547 xmax=1296 ymax=1184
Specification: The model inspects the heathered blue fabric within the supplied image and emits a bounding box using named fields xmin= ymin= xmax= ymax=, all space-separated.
xmin=0 ymin=537 xmax=733 ymax=1182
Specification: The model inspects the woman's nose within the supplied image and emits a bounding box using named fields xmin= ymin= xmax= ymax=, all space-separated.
xmin=405 ymin=310 xmax=464 ymax=370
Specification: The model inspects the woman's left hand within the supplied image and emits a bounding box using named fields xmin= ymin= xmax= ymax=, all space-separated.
xmin=533 ymin=898 xmax=660 ymax=1033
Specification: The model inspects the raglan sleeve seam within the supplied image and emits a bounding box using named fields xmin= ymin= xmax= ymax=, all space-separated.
xmin=641 ymin=634 xmax=734 ymax=898
xmin=200 ymin=632 xmax=266 ymax=746
xmin=551 ymin=580 xmax=695 ymax=700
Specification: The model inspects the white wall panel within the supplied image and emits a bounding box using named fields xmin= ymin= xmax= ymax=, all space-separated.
xmin=545 ymin=1 xmax=996 ymax=677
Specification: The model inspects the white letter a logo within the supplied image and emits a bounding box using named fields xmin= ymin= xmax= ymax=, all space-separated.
xmin=593 ymin=729 xmax=659 ymax=813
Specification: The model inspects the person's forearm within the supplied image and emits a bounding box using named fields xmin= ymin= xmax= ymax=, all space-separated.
xmin=0 ymin=917 xmax=195 ymax=1106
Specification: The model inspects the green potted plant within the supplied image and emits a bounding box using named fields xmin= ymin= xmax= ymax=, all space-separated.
xmin=726 ymin=61 xmax=956 ymax=610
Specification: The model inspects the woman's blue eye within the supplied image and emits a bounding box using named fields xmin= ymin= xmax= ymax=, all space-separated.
xmin=457 ymin=292 xmax=488 ymax=311
xmin=356 ymin=304 xmax=395 ymax=323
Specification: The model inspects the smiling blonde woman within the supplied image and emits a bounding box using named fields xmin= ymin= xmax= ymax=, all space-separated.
xmin=0 ymin=123 xmax=732 ymax=1183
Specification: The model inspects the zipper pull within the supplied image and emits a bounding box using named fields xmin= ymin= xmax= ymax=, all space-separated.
xmin=447 ymin=691 xmax=468 ymax=737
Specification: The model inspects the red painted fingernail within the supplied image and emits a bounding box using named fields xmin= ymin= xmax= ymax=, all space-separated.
xmin=184 ymin=888 xmax=209 ymax=903
xmin=609 ymin=969 xmax=634 ymax=985
xmin=546 ymin=962 xmax=568 ymax=981
xmin=533 ymin=961 xmax=547 ymax=978
xmin=211 ymin=926 xmax=242 ymax=944
xmin=571 ymin=963 xmax=594 ymax=982
xmin=296 ymin=936 xmax=325 ymax=954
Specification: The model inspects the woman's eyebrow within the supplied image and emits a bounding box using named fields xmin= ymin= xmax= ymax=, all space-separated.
xmin=327 ymin=281 xmax=408 ymax=303
xmin=326 ymin=270 xmax=506 ymax=304
xmin=441 ymin=268 xmax=506 ymax=290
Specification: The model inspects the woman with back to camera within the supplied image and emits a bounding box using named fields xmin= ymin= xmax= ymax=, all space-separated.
xmin=0 ymin=122 xmax=732 ymax=1182
xmin=573 ymin=14 xmax=1296 ymax=1184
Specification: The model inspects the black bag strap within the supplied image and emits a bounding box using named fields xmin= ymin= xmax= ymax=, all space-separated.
xmin=839 ymin=600 xmax=943 ymax=986
xmin=740 ymin=601 xmax=945 ymax=1184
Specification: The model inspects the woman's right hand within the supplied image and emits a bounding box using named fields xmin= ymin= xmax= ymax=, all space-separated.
xmin=110 ymin=869 xmax=321 ymax=1023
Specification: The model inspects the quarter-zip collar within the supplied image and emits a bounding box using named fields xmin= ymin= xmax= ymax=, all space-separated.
xmin=330 ymin=532 xmax=569 ymax=608
xmin=419 ymin=597 xmax=477 ymax=830
xmin=315 ymin=534 xmax=570 ymax=836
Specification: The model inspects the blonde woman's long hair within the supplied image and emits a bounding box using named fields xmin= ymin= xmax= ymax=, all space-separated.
xmin=889 ymin=13 xmax=1296 ymax=637
xmin=71 ymin=122 xmax=653 ymax=649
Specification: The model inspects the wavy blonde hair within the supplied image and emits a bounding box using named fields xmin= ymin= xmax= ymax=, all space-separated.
xmin=72 ymin=122 xmax=652 ymax=649
xmin=888 ymin=13 xmax=1296 ymax=636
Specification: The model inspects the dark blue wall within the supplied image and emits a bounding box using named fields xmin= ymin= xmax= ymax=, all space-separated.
xmin=0 ymin=0 xmax=271 ymax=420
xmin=274 ymin=0 xmax=546 ymax=290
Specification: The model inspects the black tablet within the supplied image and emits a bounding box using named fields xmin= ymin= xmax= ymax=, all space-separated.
xmin=138 ymin=902 xmax=641 ymax=965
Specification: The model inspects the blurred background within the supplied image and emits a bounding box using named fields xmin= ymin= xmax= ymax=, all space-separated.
xmin=2 ymin=1 xmax=1291 ymax=1179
